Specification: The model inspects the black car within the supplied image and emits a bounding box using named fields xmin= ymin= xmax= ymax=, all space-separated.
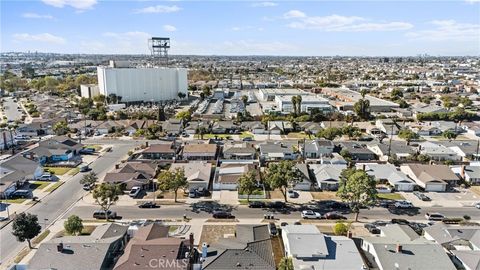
xmin=364 ymin=224 xmax=381 ymax=234
xmin=248 ymin=201 xmax=266 ymax=208
xmin=79 ymin=148 xmax=95 ymax=154
xmin=79 ymin=165 xmax=90 ymax=172
xmin=268 ymin=222 xmax=277 ymax=236
xmin=413 ymin=191 xmax=431 ymax=201
xmin=268 ymin=201 xmax=286 ymax=209
xmin=391 ymin=218 xmax=410 ymax=225
xmin=10 ymin=189 xmax=32 ymax=199
xmin=212 ymin=211 xmax=234 ymax=219
xmin=324 ymin=211 xmax=347 ymax=220
xmin=138 ymin=202 xmax=158 ymax=208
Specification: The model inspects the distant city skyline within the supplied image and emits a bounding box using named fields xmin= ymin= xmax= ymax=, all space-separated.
xmin=1 ymin=0 xmax=479 ymax=56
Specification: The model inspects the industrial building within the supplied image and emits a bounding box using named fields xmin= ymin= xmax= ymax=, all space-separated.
xmin=258 ymin=88 xmax=312 ymax=101
xmin=275 ymin=95 xmax=332 ymax=113
xmin=322 ymin=87 xmax=399 ymax=112
xmin=97 ymin=60 xmax=188 ymax=103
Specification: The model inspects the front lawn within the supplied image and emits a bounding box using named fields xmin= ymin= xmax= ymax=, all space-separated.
xmin=85 ymin=145 xmax=103 ymax=151
xmin=4 ymin=198 xmax=27 ymax=204
xmin=202 ymin=133 xmax=232 ymax=139
xmin=377 ymin=193 xmax=404 ymax=200
xmin=311 ymin=191 xmax=340 ymax=200
xmin=239 ymin=131 xmax=253 ymax=139
xmin=45 ymin=182 xmax=64 ymax=193
xmin=285 ymin=132 xmax=313 ymax=139
xmin=30 ymin=181 xmax=50 ymax=190
xmin=44 ymin=167 xmax=71 ymax=175
xmin=68 ymin=167 xmax=80 ymax=176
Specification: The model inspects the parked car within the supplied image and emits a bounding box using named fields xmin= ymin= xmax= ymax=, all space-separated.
xmin=394 ymin=200 xmax=414 ymax=209
xmin=138 ymin=202 xmax=158 ymax=208
xmin=293 ymin=221 xmax=302 ymax=225
xmin=36 ymin=173 xmax=53 ymax=181
xmin=413 ymin=191 xmax=431 ymax=201
xmin=83 ymin=183 xmax=95 ymax=191
xmin=301 ymin=210 xmax=322 ymax=219
xmin=280 ymin=222 xmax=289 ymax=227
xmin=268 ymin=222 xmax=277 ymax=236
xmin=248 ymin=201 xmax=266 ymax=208
xmin=425 ymin=212 xmax=445 ymax=221
xmin=364 ymin=224 xmax=381 ymax=234
xmin=196 ymin=187 xmax=208 ymax=196
xmin=242 ymin=137 xmax=254 ymax=142
xmin=188 ymin=188 xmax=197 ymax=198
xmin=268 ymin=201 xmax=286 ymax=209
xmin=476 ymin=202 xmax=480 ymax=209
xmin=287 ymin=190 xmax=299 ymax=198
xmin=10 ymin=190 xmax=32 ymax=199
xmin=323 ymin=211 xmax=347 ymax=220
xmin=371 ymin=220 xmax=389 ymax=227
xmin=93 ymin=210 xmax=117 ymax=219
xmin=79 ymin=165 xmax=90 ymax=172
xmin=129 ymin=187 xmax=141 ymax=198
xmin=212 ymin=210 xmax=234 ymax=219
xmin=79 ymin=148 xmax=95 ymax=154
xmin=391 ymin=219 xmax=410 ymax=225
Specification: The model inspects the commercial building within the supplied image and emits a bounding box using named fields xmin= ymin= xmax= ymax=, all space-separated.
xmin=80 ymin=84 xmax=100 ymax=98
xmin=322 ymin=87 xmax=399 ymax=112
xmin=97 ymin=61 xmax=187 ymax=103
xmin=258 ymin=88 xmax=311 ymax=101
xmin=275 ymin=95 xmax=332 ymax=113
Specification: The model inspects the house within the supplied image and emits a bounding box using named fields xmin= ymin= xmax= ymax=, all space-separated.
xmin=359 ymin=163 xmax=416 ymax=191
xmin=0 ymin=155 xmax=43 ymax=198
xmin=201 ymin=224 xmax=275 ymax=270
xmin=184 ymin=120 xmax=210 ymax=135
xmin=267 ymin=121 xmax=285 ymax=134
xmin=309 ymin=164 xmax=347 ymax=191
xmin=213 ymin=162 xmax=260 ymax=190
xmin=139 ymin=142 xmax=176 ymax=160
xmin=423 ymin=224 xmax=480 ymax=270
xmin=114 ymin=223 xmax=198 ymax=270
xmin=360 ymin=224 xmax=456 ymax=270
xmin=419 ymin=141 xmax=462 ymax=162
xmin=298 ymin=122 xmax=322 ymax=135
xmin=400 ymin=164 xmax=459 ymax=191
xmin=376 ymin=119 xmax=403 ymax=135
xmin=182 ymin=143 xmax=218 ymax=160
xmin=451 ymin=165 xmax=480 ymax=185
xmin=293 ymin=164 xmax=312 ymax=191
xmin=29 ymin=223 xmax=128 ymax=270
xmin=301 ymin=139 xmax=334 ymax=159
xmin=338 ymin=142 xmax=376 ymax=161
xmin=162 ymin=118 xmax=183 ymax=136
xmin=282 ymin=225 xmax=364 ymax=270
xmin=30 ymin=136 xmax=83 ymax=165
xmin=462 ymin=121 xmax=480 ymax=137
xmin=222 ymin=142 xmax=256 ymax=160
xmin=438 ymin=140 xmax=480 ymax=161
xmin=0 ymin=129 xmax=14 ymax=150
xmin=170 ymin=162 xmax=212 ymax=190
xmin=95 ymin=120 xmax=124 ymax=134
xmin=211 ymin=121 xmax=238 ymax=134
xmin=259 ymin=141 xmax=298 ymax=161
xmin=240 ymin=121 xmax=266 ymax=134
xmin=103 ymin=162 xmax=157 ymax=190
xmin=367 ymin=141 xmax=417 ymax=161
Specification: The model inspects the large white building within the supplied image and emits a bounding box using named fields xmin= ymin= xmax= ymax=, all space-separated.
xmin=275 ymin=95 xmax=332 ymax=113
xmin=97 ymin=61 xmax=188 ymax=103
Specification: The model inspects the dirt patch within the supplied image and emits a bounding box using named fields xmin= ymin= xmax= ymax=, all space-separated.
xmin=205 ymin=219 xmax=239 ymax=223
xmin=267 ymin=190 xmax=285 ymax=200
xmin=470 ymin=186 xmax=480 ymax=196
xmin=199 ymin=225 xmax=236 ymax=245
xmin=271 ymin=235 xmax=284 ymax=267
xmin=311 ymin=191 xmax=340 ymax=200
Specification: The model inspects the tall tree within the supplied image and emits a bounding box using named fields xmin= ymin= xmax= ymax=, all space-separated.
xmin=64 ymin=215 xmax=84 ymax=236
xmin=398 ymin=129 xmax=419 ymax=145
xmin=353 ymin=90 xmax=370 ymax=120
xmin=238 ymin=171 xmax=258 ymax=202
xmin=80 ymin=172 xmax=98 ymax=191
xmin=92 ymin=183 xmax=122 ymax=221
xmin=443 ymin=130 xmax=457 ymax=141
xmin=316 ymin=127 xmax=342 ymax=141
xmin=291 ymin=96 xmax=298 ymax=115
xmin=265 ymin=161 xmax=301 ymax=202
xmin=337 ymin=168 xmax=377 ymax=221
xmin=342 ymin=125 xmax=362 ymax=140
xmin=53 ymin=120 xmax=69 ymax=135
xmin=241 ymin=95 xmax=248 ymax=108
xmin=12 ymin=213 xmax=41 ymax=249
xmin=296 ymin=95 xmax=302 ymax=115
xmin=157 ymin=168 xmax=188 ymax=202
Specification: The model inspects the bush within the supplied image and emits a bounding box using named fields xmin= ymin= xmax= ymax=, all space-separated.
xmin=463 ymin=215 xmax=471 ymax=221
xmin=333 ymin=222 xmax=349 ymax=236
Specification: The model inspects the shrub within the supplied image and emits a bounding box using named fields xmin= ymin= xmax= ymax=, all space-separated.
xmin=333 ymin=222 xmax=349 ymax=236
xmin=463 ymin=215 xmax=471 ymax=221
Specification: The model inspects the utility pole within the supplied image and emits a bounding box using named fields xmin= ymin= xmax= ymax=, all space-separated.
xmin=476 ymin=140 xmax=479 ymax=161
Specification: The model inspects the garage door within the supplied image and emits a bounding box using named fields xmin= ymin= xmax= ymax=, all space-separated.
xmin=425 ymin=183 xmax=445 ymax=192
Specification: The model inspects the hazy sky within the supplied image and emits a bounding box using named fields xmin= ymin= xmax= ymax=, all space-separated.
xmin=1 ymin=0 xmax=479 ymax=56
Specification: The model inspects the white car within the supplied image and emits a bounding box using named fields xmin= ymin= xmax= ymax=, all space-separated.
xmin=475 ymin=202 xmax=480 ymax=209
xmin=394 ymin=200 xmax=414 ymax=209
xmin=129 ymin=187 xmax=141 ymax=198
xmin=301 ymin=210 xmax=322 ymax=219
xmin=425 ymin=212 xmax=445 ymax=221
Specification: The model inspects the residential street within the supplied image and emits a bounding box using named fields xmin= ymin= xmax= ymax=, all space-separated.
xmin=1 ymin=97 xmax=23 ymax=121
xmin=0 ymin=142 xmax=135 ymax=266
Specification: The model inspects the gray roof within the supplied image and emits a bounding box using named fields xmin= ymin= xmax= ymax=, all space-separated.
xmin=424 ymin=223 xmax=480 ymax=248
xmin=361 ymin=164 xmax=415 ymax=185
xmin=452 ymin=250 xmax=480 ymax=270
xmin=310 ymin=164 xmax=347 ymax=183
xmin=203 ymin=224 xmax=275 ymax=270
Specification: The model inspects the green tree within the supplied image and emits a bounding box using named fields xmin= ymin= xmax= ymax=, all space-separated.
xmin=195 ymin=126 xmax=208 ymax=140
xmin=337 ymin=168 xmax=377 ymax=221
xmin=296 ymin=95 xmax=302 ymax=115
xmin=416 ymin=154 xmax=431 ymax=163
xmin=157 ymin=168 xmax=188 ymax=202
xmin=92 ymin=183 xmax=123 ymax=221
xmin=443 ymin=130 xmax=457 ymax=141
xmin=202 ymin=85 xmax=212 ymax=97
xmin=176 ymin=110 xmax=192 ymax=125
xmin=12 ymin=213 xmax=41 ymax=249
xmin=64 ymin=215 xmax=84 ymax=235
xmin=53 ymin=120 xmax=69 ymax=135
xmin=238 ymin=171 xmax=258 ymax=202
xmin=241 ymin=95 xmax=248 ymax=108
xmin=317 ymin=127 xmax=342 ymax=141
xmin=290 ymin=96 xmax=298 ymax=115
xmin=264 ymin=161 xmax=301 ymax=202
xmin=398 ymin=129 xmax=419 ymax=145
xmin=390 ymin=88 xmax=403 ymax=100
xmin=342 ymin=125 xmax=362 ymax=140
xmin=278 ymin=257 xmax=294 ymax=270
xmin=333 ymin=222 xmax=350 ymax=236
xmin=353 ymin=90 xmax=370 ymax=120
xmin=178 ymin=92 xmax=187 ymax=99
xmin=80 ymin=172 xmax=98 ymax=191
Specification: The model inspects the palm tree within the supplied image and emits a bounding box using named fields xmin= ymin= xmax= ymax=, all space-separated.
xmin=291 ymin=96 xmax=298 ymax=115
xmin=296 ymin=95 xmax=302 ymax=114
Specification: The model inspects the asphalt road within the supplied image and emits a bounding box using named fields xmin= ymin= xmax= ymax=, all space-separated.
xmin=67 ymin=203 xmax=480 ymax=223
xmin=0 ymin=143 xmax=135 ymax=266
xmin=1 ymin=97 xmax=23 ymax=121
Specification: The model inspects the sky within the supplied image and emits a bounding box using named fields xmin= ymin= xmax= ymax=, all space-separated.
xmin=1 ymin=0 xmax=479 ymax=56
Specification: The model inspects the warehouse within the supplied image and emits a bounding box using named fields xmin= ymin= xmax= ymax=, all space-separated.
xmin=275 ymin=95 xmax=332 ymax=113
xmin=258 ymin=88 xmax=311 ymax=101
xmin=97 ymin=61 xmax=188 ymax=103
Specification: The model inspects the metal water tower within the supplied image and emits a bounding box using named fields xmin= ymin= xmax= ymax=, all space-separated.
xmin=148 ymin=37 xmax=170 ymax=66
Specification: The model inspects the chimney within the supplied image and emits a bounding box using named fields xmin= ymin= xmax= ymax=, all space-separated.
xmin=460 ymin=165 xmax=466 ymax=180
xmin=396 ymin=244 xmax=402 ymax=253
xmin=115 ymin=164 xmax=119 ymax=169
xmin=57 ymin=243 xmax=64 ymax=253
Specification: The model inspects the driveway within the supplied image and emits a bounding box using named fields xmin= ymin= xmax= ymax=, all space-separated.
xmin=401 ymin=189 xmax=480 ymax=208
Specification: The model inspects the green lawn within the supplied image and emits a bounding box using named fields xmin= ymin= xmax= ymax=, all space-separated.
xmin=285 ymin=132 xmax=313 ymax=139
xmin=44 ymin=167 xmax=71 ymax=175
xmin=239 ymin=131 xmax=253 ymax=139
xmin=45 ymin=182 xmax=64 ymax=193
xmin=203 ymin=133 xmax=232 ymax=139
xmin=68 ymin=167 xmax=80 ymax=176
xmin=85 ymin=145 xmax=103 ymax=151
xmin=32 ymin=230 xmax=50 ymax=246
xmin=377 ymin=193 xmax=404 ymax=200
xmin=4 ymin=198 xmax=27 ymax=204
xmin=30 ymin=181 xmax=50 ymax=190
